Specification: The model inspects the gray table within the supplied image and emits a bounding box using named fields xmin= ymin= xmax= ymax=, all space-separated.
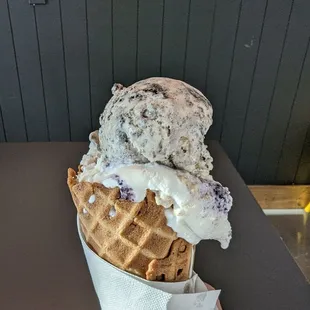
xmin=0 ymin=142 xmax=309 ymax=310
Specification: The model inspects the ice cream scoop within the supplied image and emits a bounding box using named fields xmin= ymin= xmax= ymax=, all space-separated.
xmin=97 ymin=77 xmax=213 ymax=179
xmin=76 ymin=77 xmax=233 ymax=249
xmin=78 ymin=160 xmax=232 ymax=248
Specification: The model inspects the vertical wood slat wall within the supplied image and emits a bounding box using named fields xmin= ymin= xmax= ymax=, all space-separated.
xmin=0 ymin=0 xmax=309 ymax=185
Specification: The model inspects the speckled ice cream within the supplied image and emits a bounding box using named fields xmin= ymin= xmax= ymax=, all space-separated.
xmin=97 ymin=77 xmax=213 ymax=179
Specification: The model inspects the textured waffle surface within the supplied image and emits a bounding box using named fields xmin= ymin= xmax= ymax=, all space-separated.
xmin=67 ymin=168 xmax=192 ymax=281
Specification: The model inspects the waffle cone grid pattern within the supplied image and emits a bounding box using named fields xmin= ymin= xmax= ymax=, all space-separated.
xmin=67 ymin=168 xmax=192 ymax=282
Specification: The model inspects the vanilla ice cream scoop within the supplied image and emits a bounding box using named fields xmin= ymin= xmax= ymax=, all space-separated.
xmin=78 ymin=162 xmax=232 ymax=248
xmin=98 ymin=77 xmax=213 ymax=179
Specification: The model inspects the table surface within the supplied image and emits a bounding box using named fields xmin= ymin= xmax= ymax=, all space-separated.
xmin=0 ymin=141 xmax=309 ymax=310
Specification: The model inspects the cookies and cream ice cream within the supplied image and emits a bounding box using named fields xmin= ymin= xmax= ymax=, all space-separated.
xmin=78 ymin=77 xmax=233 ymax=249
xmin=97 ymin=77 xmax=213 ymax=179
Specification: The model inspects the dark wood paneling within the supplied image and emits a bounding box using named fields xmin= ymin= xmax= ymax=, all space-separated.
xmin=60 ymin=0 xmax=91 ymax=141
xmin=87 ymin=0 xmax=113 ymax=129
xmin=221 ymin=0 xmax=268 ymax=166
xmin=295 ymin=126 xmax=310 ymax=184
xmin=35 ymin=1 xmax=70 ymax=141
xmin=237 ymin=0 xmax=294 ymax=183
xmin=255 ymin=0 xmax=310 ymax=184
xmin=0 ymin=0 xmax=309 ymax=184
xmin=137 ymin=0 xmax=164 ymax=80
xmin=206 ymin=0 xmax=242 ymax=141
xmin=184 ymin=0 xmax=215 ymax=92
xmin=113 ymin=0 xmax=138 ymax=86
xmin=0 ymin=1 xmax=27 ymax=142
xmin=8 ymin=1 xmax=49 ymax=141
xmin=161 ymin=0 xmax=190 ymax=79
xmin=277 ymin=41 xmax=310 ymax=184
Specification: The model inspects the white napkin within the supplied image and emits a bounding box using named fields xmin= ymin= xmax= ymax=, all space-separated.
xmin=77 ymin=217 xmax=220 ymax=310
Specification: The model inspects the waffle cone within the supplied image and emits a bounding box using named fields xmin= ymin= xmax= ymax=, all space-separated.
xmin=67 ymin=168 xmax=192 ymax=282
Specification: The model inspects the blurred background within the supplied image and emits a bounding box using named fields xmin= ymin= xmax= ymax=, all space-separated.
xmin=0 ymin=0 xmax=309 ymax=279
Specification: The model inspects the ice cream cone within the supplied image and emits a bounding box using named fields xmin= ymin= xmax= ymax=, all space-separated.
xmin=67 ymin=168 xmax=193 ymax=282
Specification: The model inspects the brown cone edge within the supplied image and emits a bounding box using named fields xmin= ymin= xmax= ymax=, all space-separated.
xmin=67 ymin=168 xmax=192 ymax=282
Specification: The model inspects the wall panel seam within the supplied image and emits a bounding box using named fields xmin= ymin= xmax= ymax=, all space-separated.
xmin=84 ymin=0 xmax=93 ymax=131
xmin=204 ymin=0 xmax=217 ymax=94
xmin=219 ymin=0 xmax=243 ymax=142
xmin=0 ymin=105 xmax=6 ymax=142
xmin=159 ymin=0 xmax=166 ymax=76
xmin=33 ymin=7 xmax=50 ymax=141
xmin=111 ymin=0 xmax=115 ymax=82
xmin=276 ymin=37 xmax=310 ymax=180
xmin=254 ymin=0 xmax=295 ymax=183
xmin=6 ymin=0 xmax=28 ymax=141
xmin=182 ymin=0 xmax=192 ymax=80
xmin=135 ymin=0 xmax=140 ymax=81
xmin=58 ymin=0 xmax=71 ymax=141
xmin=236 ymin=0 xmax=269 ymax=167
